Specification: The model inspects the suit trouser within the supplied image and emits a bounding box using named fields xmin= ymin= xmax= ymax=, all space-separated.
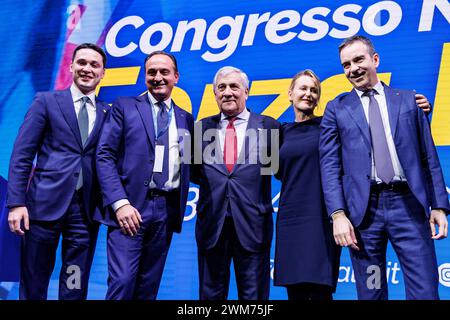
xmin=105 ymin=193 xmax=173 ymax=300
xmin=20 ymin=190 xmax=99 ymax=300
xmin=349 ymin=185 xmax=439 ymax=300
xmin=198 ymin=217 xmax=270 ymax=300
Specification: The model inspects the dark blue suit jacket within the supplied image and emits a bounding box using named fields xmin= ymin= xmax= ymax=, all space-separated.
xmin=0 ymin=176 xmax=20 ymax=281
xmin=7 ymin=89 xmax=109 ymax=223
xmin=319 ymin=84 xmax=450 ymax=227
xmin=192 ymin=111 xmax=280 ymax=252
xmin=95 ymin=95 xmax=194 ymax=233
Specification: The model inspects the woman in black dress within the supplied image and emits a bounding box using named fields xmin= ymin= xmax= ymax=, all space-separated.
xmin=274 ymin=70 xmax=340 ymax=300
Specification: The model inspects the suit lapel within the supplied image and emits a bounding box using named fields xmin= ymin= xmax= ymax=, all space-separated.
xmin=173 ymin=102 xmax=186 ymax=134
xmin=84 ymin=100 xmax=109 ymax=150
xmin=383 ymin=84 xmax=401 ymax=138
xmin=173 ymin=102 xmax=189 ymax=159
xmin=233 ymin=111 xmax=262 ymax=173
xmin=204 ymin=114 xmax=228 ymax=175
xmin=56 ymin=89 xmax=83 ymax=149
xmin=343 ymin=90 xmax=371 ymax=151
xmin=135 ymin=94 xmax=155 ymax=148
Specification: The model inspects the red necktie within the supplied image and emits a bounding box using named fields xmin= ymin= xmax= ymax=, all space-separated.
xmin=223 ymin=117 xmax=237 ymax=172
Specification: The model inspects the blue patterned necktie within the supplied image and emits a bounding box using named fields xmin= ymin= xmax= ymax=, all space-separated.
xmin=76 ymin=96 xmax=90 ymax=190
xmin=364 ymin=89 xmax=395 ymax=184
xmin=157 ymin=101 xmax=169 ymax=137
xmin=152 ymin=101 xmax=170 ymax=190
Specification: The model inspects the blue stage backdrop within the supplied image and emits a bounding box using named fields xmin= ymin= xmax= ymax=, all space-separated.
xmin=1 ymin=0 xmax=449 ymax=299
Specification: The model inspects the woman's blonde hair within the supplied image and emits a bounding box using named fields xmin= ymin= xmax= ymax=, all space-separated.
xmin=289 ymin=69 xmax=321 ymax=107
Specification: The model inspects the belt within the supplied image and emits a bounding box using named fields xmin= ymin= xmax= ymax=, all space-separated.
xmin=148 ymin=188 xmax=173 ymax=197
xmin=370 ymin=181 xmax=409 ymax=193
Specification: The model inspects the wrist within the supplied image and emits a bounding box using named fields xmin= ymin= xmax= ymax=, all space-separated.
xmin=116 ymin=203 xmax=130 ymax=212
xmin=331 ymin=210 xmax=346 ymax=221
xmin=112 ymin=199 xmax=130 ymax=212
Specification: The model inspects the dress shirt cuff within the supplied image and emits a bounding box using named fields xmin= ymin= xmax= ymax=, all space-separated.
xmin=432 ymin=208 xmax=449 ymax=215
xmin=331 ymin=209 xmax=346 ymax=220
xmin=6 ymin=203 xmax=26 ymax=209
xmin=112 ymin=199 xmax=130 ymax=212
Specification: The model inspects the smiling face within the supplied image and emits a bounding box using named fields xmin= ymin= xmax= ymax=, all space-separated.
xmin=214 ymin=71 xmax=248 ymax=117
xmin=289 ymin=75 xmax=320 ymax=115
xmin=70 ymin=48 xmax=105 ymax=95
xmin=340 ymin=40 xmax=380 ymax=91
xmin=145 ymin=54 xmax=179 ymax=101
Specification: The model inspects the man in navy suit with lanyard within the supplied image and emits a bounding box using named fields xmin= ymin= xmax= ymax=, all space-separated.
xmin=96 ymin=51 xmax=194 ymax=300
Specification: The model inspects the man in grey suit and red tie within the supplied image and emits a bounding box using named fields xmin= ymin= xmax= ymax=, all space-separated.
xmin=7 ymin=43 xmax=109 ymax=299
xmin=96 ymin=51 xmax=194 ymax=300
xmin=319 ymin=35 xmax=449 ymax=300
xmin=192 ymin=66 xmax=280 ymax=300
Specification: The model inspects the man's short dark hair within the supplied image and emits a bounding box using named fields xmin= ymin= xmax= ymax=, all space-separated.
xmin=72 ymin=43 xmax=107 ymax=67
xmin=144 ymin=51 xmax=178 ymax=73
xmin=338 ymin=35 xmax=376 ymax=56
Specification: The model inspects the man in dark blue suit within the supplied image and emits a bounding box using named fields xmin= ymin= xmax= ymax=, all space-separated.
xmin=192 ymin=66 xmax=280 ymax=300
xmin=96 ymin=51 xmax=194 ymax=300
xmin=7 ymin=43 xmax=109 ymax=299
xmin=320 ymin=35 xmax=449 ymax=299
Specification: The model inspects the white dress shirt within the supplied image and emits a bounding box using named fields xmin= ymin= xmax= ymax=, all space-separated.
xmin=70 ymin=83 xmax=96 ymax=135
xmin=355 ymin=81 xmax=406 ymax=182
xmin=147 ymin=92 xmax=181 ymax=190
xmin=112 ymin=93 xmax=181 ymax=212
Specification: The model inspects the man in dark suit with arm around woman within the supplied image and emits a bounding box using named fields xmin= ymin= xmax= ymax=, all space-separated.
xmin=320 ymin=35 xmax=449 ymax=300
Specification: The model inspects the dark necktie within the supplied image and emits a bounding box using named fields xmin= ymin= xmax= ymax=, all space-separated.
xmin=78 ymin=96 xmax=90 ymax=146
xmin=157 ymin=101 xmax=169 ymax=137
xmin=76 ymin=96 xmax=90 ymax=190
xmin=152 ymin=101 xmax=170 ymax=190
xmin=364 ymin=89 xmax=395 ymax=184
xmin=223 ymin=117 xmax=237 ymax=173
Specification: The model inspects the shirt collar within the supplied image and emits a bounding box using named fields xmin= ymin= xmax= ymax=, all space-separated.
xmin=147 ymin=92 xmax=172 ymax=110
xmin=70 ymin=83 xmax=96 ymax=106
xmin=355 ymin=81 xmax=385 ymax=98
xmin=220 ymin=107 xmax=250 ymax=122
